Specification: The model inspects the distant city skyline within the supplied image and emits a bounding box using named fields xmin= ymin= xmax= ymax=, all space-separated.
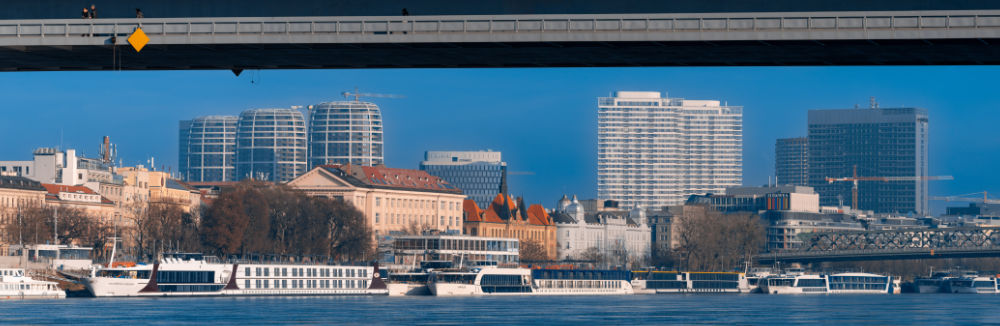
xmin=1 ymin=66 xmax=997 ymax=214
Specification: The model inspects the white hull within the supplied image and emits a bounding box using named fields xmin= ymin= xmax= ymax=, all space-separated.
xmin=84 ymin=255 xmax=389 ymax=297
xmin=387 ymin=283 xmax=430 ymax=296
xmin=763 ymin=286 xmax=827 ymax=294
xmin=917 ymin=285 xmax=941 ymax=294
xmin=428 ymin=283 xmax=486 ymax=296
xmin=0 ymin=268 xmax=67 ymax=299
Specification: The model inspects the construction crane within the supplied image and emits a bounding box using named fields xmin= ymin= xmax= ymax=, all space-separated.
xmin=826 ymin=165 xmax=954 ymax=211
xmin=931 ymin=191 xmax=1000 ymax=205
xmin=341 ymin=87 xmax=405 ymax=102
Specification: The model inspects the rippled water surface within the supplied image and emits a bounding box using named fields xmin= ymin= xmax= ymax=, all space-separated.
xmin=3 ymin=294 xmax=999 ymax=325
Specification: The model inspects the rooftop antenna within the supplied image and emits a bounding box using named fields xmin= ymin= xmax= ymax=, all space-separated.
xmin=869 ymin=96 xmax=878 ymax=109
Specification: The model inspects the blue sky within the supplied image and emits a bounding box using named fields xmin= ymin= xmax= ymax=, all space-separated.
xmin=0 ymin=66 xmax=997 ymax=213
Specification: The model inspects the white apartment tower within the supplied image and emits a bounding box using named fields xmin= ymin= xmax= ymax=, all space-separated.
xmin=597 ymin=91 xmax=743 ymax=209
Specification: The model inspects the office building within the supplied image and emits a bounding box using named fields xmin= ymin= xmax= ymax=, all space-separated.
xmin=807 ymin=107 xmax=929 ymax=214
xmin=308 ymin=101 xmax=384 ymax=168
xmin=775 ymin=137 xmax=808 ymax=186
xmin=419 ymin=150 xmax=506 ymax=209
xmin=179 ymin=115 xmax=238 ymax=182
xmin=235 ymin=108 xmax=308 ymax=183
xmin=597 ymin=91 xmax=743 ymax=209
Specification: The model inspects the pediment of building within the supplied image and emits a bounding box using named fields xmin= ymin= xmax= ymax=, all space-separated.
xmin=287 ymin=168 xmax=354 ymax=189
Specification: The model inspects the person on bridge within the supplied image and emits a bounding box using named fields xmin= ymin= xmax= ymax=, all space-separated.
xmin=82 ymin=8 xmax=89 ymax=19
xmin=89 ymin=4 xmax=97 ymax=19
xmin=136 ymin=8 xmax=144 ymax=19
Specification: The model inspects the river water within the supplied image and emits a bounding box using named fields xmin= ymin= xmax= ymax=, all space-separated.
xmin=3 ymin=294 xmax=998 ymax=325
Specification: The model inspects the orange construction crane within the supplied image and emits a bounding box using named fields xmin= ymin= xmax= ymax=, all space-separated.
xmin=826 ymin=165 xmax=954 ymax=210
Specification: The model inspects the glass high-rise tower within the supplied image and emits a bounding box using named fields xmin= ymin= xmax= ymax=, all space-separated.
xmin=178 ymin=115 xmax=238 ymax=182
xmin=775 ymin=137 xmax=809 ymax=187
xmin=308 ymin=101 xmax=384 ymax=167
xmin=420 ymin=150 xmax=507 ymax=209
xmin=235 ymin=108 xmax=308 ymax=183
xmin=807 ymin=107 xmax=929 ymax=214
xmin=597 ymin=91 xmax=743 ymax=209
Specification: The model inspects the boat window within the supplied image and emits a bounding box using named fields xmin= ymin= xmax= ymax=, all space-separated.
xmin=796 ymin=279 xmax=827 ymax=288
xmin=264 ymin=280 xmax=269 ymax=288
xmin=245 ymin=267 xmax=250 ymax=277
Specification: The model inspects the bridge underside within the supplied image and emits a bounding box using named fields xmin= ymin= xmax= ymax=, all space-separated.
xmin=4 ymin=38 xmax=1000 ymax=71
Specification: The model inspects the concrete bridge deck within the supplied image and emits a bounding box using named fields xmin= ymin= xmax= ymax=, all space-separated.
xmin=3 ymin=10 xmax=1000 ymax=70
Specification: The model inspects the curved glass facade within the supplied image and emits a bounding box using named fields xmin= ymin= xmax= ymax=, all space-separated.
xmin=235 ymin=109 xmax=307 ymax=182
xmin=308 ymin=101 xmax=383 ymax=167
xmin=179 ymin=115 xmax=238 ymax=182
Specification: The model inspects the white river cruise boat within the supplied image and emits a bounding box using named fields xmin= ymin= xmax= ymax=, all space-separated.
xmin=83 ymin=253 xmax=388 ymax=297
xmin=428 ymin=267 xmax=633 ymax=296
xmin=0 ymin=268 xmax=66 ymax=299
xmin=630 ymin=271 xmax=751 ymax=294
xmin=942 ymin=276 xmax=998 ymax=294
xmin=759 ymin=273 xmax=894 ymax=294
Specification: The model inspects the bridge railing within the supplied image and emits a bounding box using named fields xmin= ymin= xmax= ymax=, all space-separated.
xmin=764 ymin=245 xmax=1000 ymax=258
xmin=3 ymin=10 xmax=1000 ymax=39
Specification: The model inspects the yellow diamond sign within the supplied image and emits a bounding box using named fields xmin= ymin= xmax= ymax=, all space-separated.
xmin=128 ymin=27 xmax=149 ymax=52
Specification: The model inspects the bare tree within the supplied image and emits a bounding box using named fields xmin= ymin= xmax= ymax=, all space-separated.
xmin=671 ymin=205 xmax=765 ymax=271
xmin=519 ymin=240 xmax=549 ymax=262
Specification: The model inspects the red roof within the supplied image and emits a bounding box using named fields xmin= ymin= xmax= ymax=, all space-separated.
xmin=465 ymin=193 xmax=551 ymax=226
xmin=41 ymin=183 xmax=113 ymax=204
xmin=320 ymin=164 xmax=461 ymax=194
xmin=463 ymin=199 xmax=483 ymax=222
xmin=526 ymin=204 xmax=551 ymax=226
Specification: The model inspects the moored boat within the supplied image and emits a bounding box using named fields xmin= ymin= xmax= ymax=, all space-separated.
xmin=428 ymin=267 xmax=634 ymax=296
xmin=631 ymin=271 xmax=750 ymax=294
xmin=760 ymin=272 xmax=894 ymax=294
xmin=83 ymin=253 xmax=388 ymax=297
xmin=0 ymin=268 xmax=66 ymax=299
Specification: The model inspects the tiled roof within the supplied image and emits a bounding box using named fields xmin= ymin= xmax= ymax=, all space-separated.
xmin=320 ymin=164 xmax=462 ymax=194
xmin=166 ymin=179 xmax=197 ymax=192
xmin=466 ymin=193 xmax=551 ymax=226
xmin=0 ymin=176 xmax=45 ymax=191
xmin=463 ymin=199 xmax=483 ymax=222
xmin=526 ymin=204 xmax=551 ymax=226
xmin=41 ymin=183 xmax=113 ymax=205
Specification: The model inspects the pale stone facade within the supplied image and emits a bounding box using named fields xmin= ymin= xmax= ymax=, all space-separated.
xmin=288 ymin=165 xmax=466 ymax=239
xmin=551 ymin=195 xmax=651 ymax=266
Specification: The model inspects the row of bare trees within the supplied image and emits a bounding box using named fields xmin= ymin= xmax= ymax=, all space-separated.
xmin=200 ymin=180 xmax=372 ymax=261
xmin=658 ymin=205 xmax=766 ymax=271
xmin=7 ymin=205 xmax=113 ymax=251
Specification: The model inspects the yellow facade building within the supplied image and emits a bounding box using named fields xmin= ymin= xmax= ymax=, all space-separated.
xmin=288 ymin=165 xmax=467 ymax=239
xmin=463 ymin=194 xmax=558 ymax=260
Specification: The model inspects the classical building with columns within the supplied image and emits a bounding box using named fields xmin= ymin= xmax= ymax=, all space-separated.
xmin=287 ymin=164 xmax=467 ymax=239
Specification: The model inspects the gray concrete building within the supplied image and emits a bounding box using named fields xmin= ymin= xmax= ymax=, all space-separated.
xmin=807 ymin=107 xmax=929 ymax=214
xmin=179 ymin=115 xmax=238 ymax=182
xmin=775 ymin=137 xmax=808 ymax=186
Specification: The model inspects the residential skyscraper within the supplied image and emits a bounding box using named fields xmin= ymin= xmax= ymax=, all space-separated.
xmin=807 ymin=107 xmax=929 ymax=214
xmin=419 ymin=150 xmax=507 ymax=209
xmin=775 ymin=137 xmax=808 ymax=186
xmin=179 ymin=115 xmax=238 ymax=182
xmin=597 ymin=91 xmax=743 ymax=209
xmin=235 ymin=108 xmax=308 ymax=183
xmin=308 ymin=101 xmax=384 ymax=168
